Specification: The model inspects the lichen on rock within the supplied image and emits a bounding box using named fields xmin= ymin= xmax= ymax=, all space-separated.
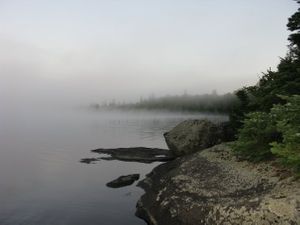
xmin=164 ymin=119 xmax=232 ymax=156
xmin=136 ymin=144 xmax=300 ymax=225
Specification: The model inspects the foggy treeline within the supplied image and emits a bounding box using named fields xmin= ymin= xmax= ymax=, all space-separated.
xmin=91 ymin=92 xmax=238 ymax=113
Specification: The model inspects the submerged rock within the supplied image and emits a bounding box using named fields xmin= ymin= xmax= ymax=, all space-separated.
xmin=80 ymin=158 xmax=99 ymax=164
xmin=164 ymin=119 xmax=230 ymax=156
xmin=91 ymin=147 xmax=175 ymax=163
xmin=107 ymin=174 xmax=140 ymax=188
xmin=136 ymin=144 xmax=300 ymax=225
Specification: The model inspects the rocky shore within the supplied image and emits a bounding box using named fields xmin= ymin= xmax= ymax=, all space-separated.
xmin=136 ymin=120 xmax=300 ymax=225
xmin=80 ymin=119 xmax=300 ymax=224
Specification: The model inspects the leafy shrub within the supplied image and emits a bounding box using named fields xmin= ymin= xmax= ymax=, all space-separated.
xmin=270 ymin=95 xmax=300 ymax=172
xmin=232 ymin=95 xmax=300 ymax=173
xmin=232 ymin=111 xmax=278 ymax=161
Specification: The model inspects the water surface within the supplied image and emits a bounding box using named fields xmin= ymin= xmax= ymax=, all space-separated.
xmin=0 ymin=108 xmax=227 ymax=225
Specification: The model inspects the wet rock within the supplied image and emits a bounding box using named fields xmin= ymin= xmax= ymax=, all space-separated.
xmin=164 ymin=119 xmax=227 ymax=156
xmin=80 ymin=158 xmax=99 ymax=164
xmin=107 ymin=174 xmax=140 ymax=188
xmin=91 ymin=147 xmax=175 ymax=163
xmin=136 ymin=144 xmax=300 ymax=225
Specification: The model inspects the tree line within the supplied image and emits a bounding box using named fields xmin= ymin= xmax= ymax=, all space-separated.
xmin=113 ymin=93 xmax=238 ymax=113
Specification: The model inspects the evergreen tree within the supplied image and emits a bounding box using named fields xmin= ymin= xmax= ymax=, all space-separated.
xmin=230 ymin=1 xmax=300 ymax=132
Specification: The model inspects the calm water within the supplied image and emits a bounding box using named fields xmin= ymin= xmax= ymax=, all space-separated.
xmin=0 ymin=107 xmax=227 ymax=225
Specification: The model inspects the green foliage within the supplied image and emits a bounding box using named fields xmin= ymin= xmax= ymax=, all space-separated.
xmin=228 ymin=2 xmax=300 ymax=173
xmin=229 ymin=87 xmax=256 ymax=132
xmin=230 ymin=58 xmax=300 ymax=131
xmin=232 ymin=112 xmax=277 ymax=161
xmin=287 ymin=1 xmax=300 ymax=58
xmin=270 ymin=95 xmax=300 ymax=171
xmin=229 ymin=2 xmax=300 ymax=133
xmin=232 ymin=95 xmax=300 ymax=172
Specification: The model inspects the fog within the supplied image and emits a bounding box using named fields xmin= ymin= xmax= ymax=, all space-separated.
xmin=0 ymin=0 xmax=297 ymax=109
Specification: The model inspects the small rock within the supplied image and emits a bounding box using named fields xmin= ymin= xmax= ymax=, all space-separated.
xmin=106 ymin=174 xmax=140 ymax=188
xmin=80 ymin=158 xmax=99 ymax=164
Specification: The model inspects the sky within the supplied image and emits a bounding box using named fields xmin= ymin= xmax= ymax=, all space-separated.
xmin=0 ymin=0 xmax=298 ymax=107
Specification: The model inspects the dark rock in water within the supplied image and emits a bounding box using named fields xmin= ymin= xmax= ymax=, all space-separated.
xmin=164 ymin=119 xmax=230 ymax=156
xmin=91 ymin=147 xmax=175 ymax=163
xmin=136 ymin=144 xmax=300 ymax=225
xmin=80 ymin=158 xmax=100 ymax=164
xmin=107 ymin=174 xmax=140 ymax=188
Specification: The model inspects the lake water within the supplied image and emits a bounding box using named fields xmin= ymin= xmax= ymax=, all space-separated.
xmin=0 ymin=107 xmax=227 ymax=225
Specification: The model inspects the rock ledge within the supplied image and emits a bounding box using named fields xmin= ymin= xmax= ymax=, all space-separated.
xmin=136 ymin=144 xmax=300 ymax=225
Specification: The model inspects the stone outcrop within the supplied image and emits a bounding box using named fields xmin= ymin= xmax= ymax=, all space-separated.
xmin=164 ymin=120 xmax=231 ymax=156
xmin=136 ymin=144 xmax=300 ymax=225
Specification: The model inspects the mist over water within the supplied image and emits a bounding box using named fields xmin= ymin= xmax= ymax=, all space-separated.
xmin=0 ymin=106 xmax=226 ymax=225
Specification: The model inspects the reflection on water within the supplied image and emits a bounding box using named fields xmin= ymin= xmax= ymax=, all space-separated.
xmin=0 ymin=108 xmax=227 ymax=225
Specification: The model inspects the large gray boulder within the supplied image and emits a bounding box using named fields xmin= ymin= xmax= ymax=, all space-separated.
xmin=164 ymin=119 xmax=227 ymax=156
xmin=136 ymin=144 xmax=300 ymax=225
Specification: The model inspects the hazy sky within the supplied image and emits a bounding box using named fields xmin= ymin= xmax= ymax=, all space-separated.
xmin=0 ymin=0 xmax=298 ymax=107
